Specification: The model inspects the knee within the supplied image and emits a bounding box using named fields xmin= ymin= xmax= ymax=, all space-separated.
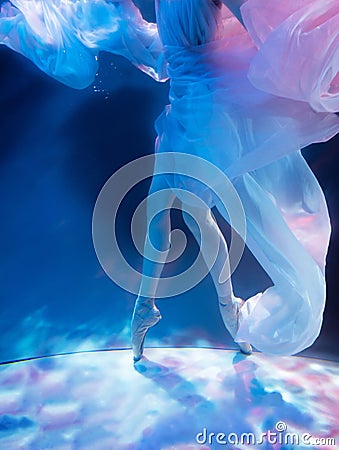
xmin=147 ymin=209 xmax=170 ymax=230
xmin=183 ymin=208 xmax=215 ymax=229
xmin=146 ymin=210 xmax=171 ymax=248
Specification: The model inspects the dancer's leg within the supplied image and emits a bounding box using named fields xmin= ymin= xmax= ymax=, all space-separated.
xmin=131 ymin=175 xmax=175 ymax=361
xmin=137 ymin=175 xmax=176 ymax=299
xmin=182 ymin=205 xmax=252 ymax=353
xmin=182 ymin=206 xmax=232 ymax=299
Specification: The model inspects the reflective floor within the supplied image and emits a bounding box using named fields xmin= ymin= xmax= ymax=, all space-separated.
xmin=0 ymin=348 xmax=338 ymax=449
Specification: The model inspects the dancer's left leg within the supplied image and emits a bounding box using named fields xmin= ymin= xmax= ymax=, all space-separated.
xmin=182 ymin=204 xmax=252 ymax=354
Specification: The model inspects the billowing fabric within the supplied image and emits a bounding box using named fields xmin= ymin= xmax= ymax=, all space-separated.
xmin=0 ymin=0 xmax=168 ymax=87
xmin=1 ymin=0 xmax=338 ymax=354
xmin=156 ymin=0 xmax=338 ymax=355
xmin=242 ymin=0 xmax=339 ymax=113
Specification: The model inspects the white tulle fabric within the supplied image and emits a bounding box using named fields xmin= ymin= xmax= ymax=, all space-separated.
xmin=1 ymin=0 xmax=338 ymax=355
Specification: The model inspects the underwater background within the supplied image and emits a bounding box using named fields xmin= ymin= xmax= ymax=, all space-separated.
xmin=1 ymin=1 xmax=338 ymax=363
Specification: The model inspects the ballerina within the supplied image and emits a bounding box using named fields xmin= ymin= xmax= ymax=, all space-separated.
xmin=1 ymin=0 xmax=338 ymax=362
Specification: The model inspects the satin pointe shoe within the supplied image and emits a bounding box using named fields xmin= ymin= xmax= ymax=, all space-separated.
xmin=131 ymin=301 xmax=162 ymax=362
xmin=219 ymin=297 xmax=252 ymax=355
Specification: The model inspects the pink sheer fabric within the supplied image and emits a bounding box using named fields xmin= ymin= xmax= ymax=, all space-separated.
xmin=242 ymin=0 xmax=339 ymax=112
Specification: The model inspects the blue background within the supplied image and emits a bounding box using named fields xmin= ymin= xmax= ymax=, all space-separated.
xmin=0 ymin=2 xmax=338 ymax=363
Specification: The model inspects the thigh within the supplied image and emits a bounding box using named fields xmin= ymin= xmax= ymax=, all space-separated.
xmin=145 ymin=174 xmax=177 ymax=233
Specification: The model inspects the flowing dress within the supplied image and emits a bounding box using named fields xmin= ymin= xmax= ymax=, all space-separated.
xmin=1 ymin=0 xmax=338 ymax=355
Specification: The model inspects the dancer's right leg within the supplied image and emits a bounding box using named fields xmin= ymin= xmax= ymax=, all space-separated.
xmin=131 ymin=175 xmax=175 ymax=361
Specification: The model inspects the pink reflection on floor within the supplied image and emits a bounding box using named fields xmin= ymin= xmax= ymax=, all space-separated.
xmin=0 ymin=348 xmax=338 ymax=449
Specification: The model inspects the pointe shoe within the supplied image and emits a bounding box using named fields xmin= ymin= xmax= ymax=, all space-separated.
xmin=219 ymin=297 xmax=252 ymax=355
xmin=131 ymin=302 xmax=162 ymax=362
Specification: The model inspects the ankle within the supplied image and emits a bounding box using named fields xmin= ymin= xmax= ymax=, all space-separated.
xmin=218 ymin=294 xmax=232 ymax=305
xmin=136 ymin=296 xmax=154 ymax=308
